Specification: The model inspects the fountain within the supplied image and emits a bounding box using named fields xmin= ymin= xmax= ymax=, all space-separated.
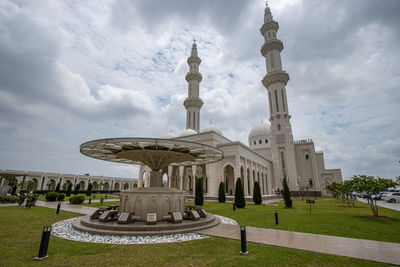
xmin=72 ymin=137 xmax=224 ymax=235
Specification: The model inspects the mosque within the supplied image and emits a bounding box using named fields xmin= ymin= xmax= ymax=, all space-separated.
xmin=138 ymin=3 xmax=342 ymax=197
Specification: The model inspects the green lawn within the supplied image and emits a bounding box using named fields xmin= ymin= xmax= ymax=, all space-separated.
xmin=0 ymin=206 xmax=390 ymax=267
xmin=189 ymin=198 xmax=400 ymax=243
xmin=78 ymin=201 xmax=120 ymax=208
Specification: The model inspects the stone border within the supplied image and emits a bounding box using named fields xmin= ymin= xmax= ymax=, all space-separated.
xmin=51 ymin=215 xmax=237 ymax=245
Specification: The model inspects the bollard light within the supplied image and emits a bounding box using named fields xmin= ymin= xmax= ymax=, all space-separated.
xmin=100 ymin=197 xmax=104 ymax=204
xmin=233 ymin=202 xmax=236 ymax=211
xmin=240 ymin=225 xmax=248 ymax=255
xmin=88 ymin=197 xmax=91 ymax=205
xmin=274 ymin=210 xmax=279 ymax=225
xmin=55 ymin=202 xmax=61 ymax=215
xmin=34 ymin=226 xmax=52 ymax=261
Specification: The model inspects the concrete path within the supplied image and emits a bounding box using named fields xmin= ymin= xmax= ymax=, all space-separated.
xmin=195 ymin=224 xmax=400 ymax=265
xmin=35 ymin=200 xmax=97 ymax=215
xmin=357 ymin=197 xmax=400 ymax=212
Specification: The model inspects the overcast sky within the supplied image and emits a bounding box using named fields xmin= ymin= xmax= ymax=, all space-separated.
xmin=0 ymin=0 xmax=399 ymax=180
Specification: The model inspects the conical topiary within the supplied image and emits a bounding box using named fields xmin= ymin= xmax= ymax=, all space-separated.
xmin=234 ymin=178 xmax=246 ymax=208
xmin=86 ymin=182 xmax=92 ymax=196
xmin=282 ymin=176 xmax=293 ymax=208
xmin=195 ymin=178 xmax=204 ymax=206
xmin=253 ymin=181 xmax=262 ymax=204
xmin=66 ymin=183 xmax=72 ymax=197
xmin=218 ymin=181 xmax=226 ymax=203
xmin=55 ymin=183 xmax=60 ymax=193
xmin=73 ymin=184 xmax=80 ymax=195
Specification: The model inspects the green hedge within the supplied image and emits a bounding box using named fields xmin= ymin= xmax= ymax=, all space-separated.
xmin=45 ymin=192 xmax=58 ymax=201
xmin=69 ymin=195 xmax=85 ymax=204
xmin=0 ymin=195 xmax=20 ymax=203
xmin=56 ymin=193 xmax=65 ymax=201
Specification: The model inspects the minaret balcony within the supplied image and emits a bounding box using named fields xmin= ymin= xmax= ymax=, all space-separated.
xmin=262 ymin=70 xmax=289 ymax=88
xmin=187 ymin=56 xmax=201 ymax=65
xmin=185 ymin=72 xmax=202 ymax=82
xmin=184 ymin=97 xmax=203 ymax=109
xmin=260 ymin=21 xmax=279 ymax=36
xmin=260 ymin=39 xmax=283 ymax=57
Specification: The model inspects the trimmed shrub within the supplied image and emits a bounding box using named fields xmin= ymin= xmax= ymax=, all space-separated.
xmin=86 ymin=182 xmax=92 ymax=196
xmin=69 ymin=195 xmax=85 ymax=204
xmin=195 ymin=178 xmax=204 ymax=206
xmin=66 ymin=183 xmax=72 ymax=197
xmin=73 ymin=184 xmax=80 ymax=195
xmin=218 ymin=181 xmax=226 ymax=203
xmin=234 ymin=178 xmax=246 ymax=208
xmin=45 ymin=192 xmax=58 ymax=202
xmin=57 ymin=193 xmax=65 ymax=201
xmin=33 ymin=190 xmax=50 ymax=195
xmin=282 ymin=176 xmax=293 ymax=208
xmin=55 ymin=183 xmax=61 ymax=193
xmin=0 ymin=195 xmax=20 ymax=203
xmin=253 ymin=181 xmax=262 ymax=204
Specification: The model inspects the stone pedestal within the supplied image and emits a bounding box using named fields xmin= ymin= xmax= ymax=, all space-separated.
xmin=119 ymin=188 xmax=185 ymax=221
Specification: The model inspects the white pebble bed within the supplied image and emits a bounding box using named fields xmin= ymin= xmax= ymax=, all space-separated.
xmin=51 ymin=215 xmax=237 ymax=245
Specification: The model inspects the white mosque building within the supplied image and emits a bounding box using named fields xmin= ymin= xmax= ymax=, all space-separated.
xmin=138 ymin=3 xmax=342 ymax=198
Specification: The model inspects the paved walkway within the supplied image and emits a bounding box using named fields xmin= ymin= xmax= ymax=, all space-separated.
xmin=357 ymin=197 xmax=400 ymax=212
xmin=195 ymin=224 xmax=400 ymax=265
xmin=35 ymin=200 xmax=97 ymax=215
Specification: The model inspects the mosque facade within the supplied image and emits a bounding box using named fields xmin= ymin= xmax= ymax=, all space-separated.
xmin=141 ymin=3 xmax=342 ymax=197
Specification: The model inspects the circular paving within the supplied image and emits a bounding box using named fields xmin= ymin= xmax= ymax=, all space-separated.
xmin=51 ymin=215 xmax=237 ymax=244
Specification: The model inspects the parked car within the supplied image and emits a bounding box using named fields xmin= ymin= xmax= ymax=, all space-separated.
xmin=382 ymin=192 xmax=400 ymax=203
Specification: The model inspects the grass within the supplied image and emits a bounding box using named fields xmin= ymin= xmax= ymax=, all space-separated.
xmin=78 ymin=201 xmax=119 ymax=208
xmin=0 ymin=206 xmax=391 ymax=267
xmin=190 ymin=198 xmax=400 ymax=243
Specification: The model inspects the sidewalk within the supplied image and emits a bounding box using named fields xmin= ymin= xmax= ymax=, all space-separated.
xmin=195 ymin=224 xmax=400 ymax=265
xmin=35 ymin=200 xmax=97 ymax=215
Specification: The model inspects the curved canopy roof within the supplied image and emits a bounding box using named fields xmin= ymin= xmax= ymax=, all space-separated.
xmin=80 ymin=137 xmax=224 ymax=171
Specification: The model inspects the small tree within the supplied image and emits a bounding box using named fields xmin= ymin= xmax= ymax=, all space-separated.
xmin=218 ymin=181 xmax=226 ymax=203
xmin=195 ymin=178 xmax=204 ymax=206
xmin=234 ymin=178 xmax=246 ymax=208
xmin=55 ymin=183 xmax=61 ymax=193
xmin=326 ymin=182 xmax=341 ymax=199
xmin=352 ymin=175 xmax=398 ymax=217
xmin=66 ymin=183 xmax=72 ymax=196
xmin=282 ymin=176 xmax=292 ymax=208
xmin=86 ymin=182 xmax=92 ymax=196
xmin=123 ymin=183 xmax=129 ymax=190
xmin=253 ymin=181 xmax=262 ymax=204
xmin=73 ymin=184 xmax=80 ymax=195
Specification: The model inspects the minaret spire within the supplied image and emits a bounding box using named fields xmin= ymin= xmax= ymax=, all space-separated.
xmin=260 ymin=3 xmax=298 ymax=190
xmin=184 ymin=41 xmax=203 ymax=132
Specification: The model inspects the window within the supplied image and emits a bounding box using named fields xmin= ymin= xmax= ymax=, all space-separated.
xmin=253 ymin=141 xmax=256 ymax=145
xmin=274 ymin=90 xmax=279 ymax=112
xmin=265 ymin=139 xmax=268 ymax=144
xmin=309 ymin=179 xmax=313 ymax=188
xmin=277 ymin=124 xmax=281 ymax=130
xmin=305 ymin=154 xmax=310 ymax=161
xmin=259 ymin=140 xmax=262 ymax=144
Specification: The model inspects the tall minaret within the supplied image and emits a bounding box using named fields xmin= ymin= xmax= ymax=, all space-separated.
xmin=184 ymin=41 xmax=203 ymax=132
xmin=260 ymin=2 xmax=298 ymax=190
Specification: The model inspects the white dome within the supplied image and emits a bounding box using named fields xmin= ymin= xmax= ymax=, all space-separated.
xmin=249 ymin=121 xmax=270 ymax=140
xmin=201 ymin=121 xmax=223 ymax=136
xmin=179 ymin=128 xmax=197 ymax=137
xmin=163 ymin=131 xmax=177 ymax=139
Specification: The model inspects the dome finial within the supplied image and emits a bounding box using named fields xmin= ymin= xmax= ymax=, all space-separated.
xmin=265 ymin=0 xmax=268 ymax=7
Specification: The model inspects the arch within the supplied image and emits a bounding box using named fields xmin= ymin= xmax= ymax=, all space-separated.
xmin=48 ymin=179 xmax=56 ymax=190
xmin=162 ymin=173 xmax=168 ymax=188
xmin=92 ymin=181 xmax=98 ymax=190
xmin=114 ymin=182 xmax=120 ymax=190
xmin=79 ymin=180 xmax=85 ymax=190
xmin=133 ymin=183 xmax=137 ymax=188
xmin=223 ymin=165 xmax=235 ymax=196
xmin=325 ymin=177 xmax=332 ymax=187
xmin=104 ymin=182 xmax=110 ymax=190
xmin=247 ymin=168 xmax=251 ymax=195
xmin=141 ymin=171 xmax=146 ymax=187
xmin=32 ymin=178 xmax=38 ymax=191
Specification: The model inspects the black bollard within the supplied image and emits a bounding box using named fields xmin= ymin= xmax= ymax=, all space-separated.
xmin=93 ymin=195 xmax=96 ymax=200
xmin=274 ymin=210 xmax=279 ymax=225
xmin=88 ymin=197 xmax=91 ymax=205
xmin=34 ymin=226 xmax=52 ymax=260
xmin=100 ymin=197 xmax=104 ymax=204
xmin=233 ymin=202 xmax=236 ymax=211
xmin=55 ymin=203 xmax=61 ymax=214
xmin=240 ymin=225 xmax=248 ymax=255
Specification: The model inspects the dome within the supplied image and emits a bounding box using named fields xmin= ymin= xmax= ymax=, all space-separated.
xmin=179 ymin=128 xmax=197 ymax=137
xmin=248 ymin=120 xmax=271 ymax=148
xmin=249 ymin=121 xmax=270 ymax=140
xmin=163 ymin=131 xmax=177 ymax=139
xmin=201 ymin=121 xmax=223 ymax=136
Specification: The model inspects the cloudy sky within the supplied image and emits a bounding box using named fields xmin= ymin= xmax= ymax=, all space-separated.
xmin=0 ymin=0 xmax=399 ymax=180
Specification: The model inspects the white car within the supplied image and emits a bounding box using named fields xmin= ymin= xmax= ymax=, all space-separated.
xmin=382 ymin=192 xmax=400 ymax=203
